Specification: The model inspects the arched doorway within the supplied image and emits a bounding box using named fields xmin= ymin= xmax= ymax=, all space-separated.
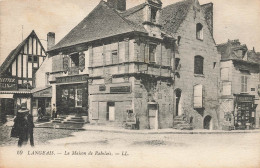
xmin=174 ymin=89 xmax=182 ymax=116
xmin=204 ymin=115 xmax=213 ymax=130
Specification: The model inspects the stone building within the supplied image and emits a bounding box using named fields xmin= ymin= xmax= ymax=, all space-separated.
xmin=161 ymin=0 xmax=221 ymax=129
xmin=48 ymin=0 xmax=176 ymax=129
xmin=0 ymin=31 xmax=47 ymax=122
xmin=46 ymin=0 xmax=223 ymax=130
xmin=217 ymin=40 xmax=260 ymax=129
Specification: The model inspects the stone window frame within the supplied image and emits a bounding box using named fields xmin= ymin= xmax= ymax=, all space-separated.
xmin=194 ymin=55 xmax=204 ymax=75
xmin=196 ymin=23 xmax=204 ymax=40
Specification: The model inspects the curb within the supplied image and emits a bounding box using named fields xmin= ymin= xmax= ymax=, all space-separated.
xmin=82 ymin=128 xmax=260 ymax=134
xmin=35 ymin=126 xmax=86 ymax=131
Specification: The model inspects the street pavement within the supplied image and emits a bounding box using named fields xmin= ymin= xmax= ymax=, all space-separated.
xmin=1 ymin=125 xmax=260 ymax=168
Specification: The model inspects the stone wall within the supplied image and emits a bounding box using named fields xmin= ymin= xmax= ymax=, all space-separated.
xmin=173 ymin=3 xmax=221 ymax=129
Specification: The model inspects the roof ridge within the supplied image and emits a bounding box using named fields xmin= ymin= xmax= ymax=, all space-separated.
xmin=120 ymin=3 xmax=146 ymax=17
xmin=105 ymin=1 xmax=140 ymax=33
xmin=52 ymin=1 xmax=105 ymax=51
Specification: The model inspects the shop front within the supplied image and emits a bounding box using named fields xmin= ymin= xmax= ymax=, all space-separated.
xmin=234 ymin=94 xmax=257 ymax=129
xmin=32 ymin=86 xmax=52 ymax=118
xmin=55 ymin=75 xmax=88 ymax=116
xmin=0 ymin=77 xmax=32 ymax=122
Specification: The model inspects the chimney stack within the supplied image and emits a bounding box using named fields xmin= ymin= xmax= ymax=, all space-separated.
xmin=47 ymin=32 xmax=55 ymax=51
xmin=107 ymin=0 xmax=126 ymax=11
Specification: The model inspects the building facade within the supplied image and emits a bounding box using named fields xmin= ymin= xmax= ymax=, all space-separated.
xmin=47 ymin=0 xmax=176 ymax=129
xmin=0 ymin=31 xmax=47 ymax=122
xmin=161 ymin=0 xmax=221 ymax=129
xmin=217 ymin=40 xmax=260 ymax=129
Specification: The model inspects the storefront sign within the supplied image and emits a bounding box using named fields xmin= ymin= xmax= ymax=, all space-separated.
xmin=236 ymin=95 xmax=254 ymax=102
xmin=33 ymin=87 xmax=52 ymax=97
xmin=56 ymin=74 xmax=88 ymax=84
xmin=110 ymin=86 xmax=131 ymax=93
xmin=0 ymin=77 xmax=17 ymax=90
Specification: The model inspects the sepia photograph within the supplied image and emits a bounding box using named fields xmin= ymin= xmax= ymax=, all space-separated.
xmin=0 ymin=0 xmax=260 ymax=167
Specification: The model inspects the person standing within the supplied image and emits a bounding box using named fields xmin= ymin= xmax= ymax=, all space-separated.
xmin=12 ymin=105 xmax=34 ymax=147
xmin=52 ymin=104 xmax=56 ymax=119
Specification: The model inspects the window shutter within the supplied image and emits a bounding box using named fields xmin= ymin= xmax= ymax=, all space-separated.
xmin=222 ymin=82 xmax=232 ymax=95
xmin=125 ymin=39 xmax=129 ymax=62
xmin=245 ymin=76 xmax=247 ymax=92
xmin=145 ymin=43 xmax=149 ymax=63
xmin=194 ymin=84 xmax=203 ymax=108
xmin=221 ymin=68 xmax=229 ymax=81
xmin=140 ymin=43 xmax=145 ymax=62
xmin=63 ymin=55 xmax=70 ymax=72
xmin=89 ymin=46 xmax=93 ymax=67
xmin=79 ymin=52 xmax=85 ymax=71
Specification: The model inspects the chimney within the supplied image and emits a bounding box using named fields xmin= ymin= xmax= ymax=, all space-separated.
xmin=47 ymin=32 xmax=55 ymax=51
xmin=107 ymin=0 xmax=126 ymax=11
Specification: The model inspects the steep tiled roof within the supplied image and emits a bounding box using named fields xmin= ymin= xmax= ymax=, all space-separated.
xmin=0 ymin=31 xmax=44 ymax=76
xmin=49 ymin=1 xmax=147 ymax=52
xmin=247 ymin=50 xmax=260 ymax=64
xmin=217 ymin=40 xmax=259 ymax=65
xmin=120 ymin=3 xmax=146 ymax=17
xmin=161 ymin=0 xmax=193 ymax=35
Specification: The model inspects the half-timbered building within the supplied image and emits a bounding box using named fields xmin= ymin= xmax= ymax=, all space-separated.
xmin=0 ymin=30 xmax=47 ymax=122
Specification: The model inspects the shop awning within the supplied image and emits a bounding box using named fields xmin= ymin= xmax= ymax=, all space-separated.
xmin=32 ymin=86 xmax=52 ymax=98
xmin=0 ymin=94 xmax=14 ymax=98
xmin=0 ymin=90 xmax=31 ymax=94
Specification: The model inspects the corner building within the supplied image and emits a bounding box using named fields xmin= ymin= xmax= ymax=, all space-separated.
xmin=48 ymin=0 xmax=175 ymax=129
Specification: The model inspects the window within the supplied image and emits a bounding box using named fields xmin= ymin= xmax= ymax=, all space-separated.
xmin=222 ymin=82 xmax=232 ymax=95
xmin=33 ymin=56 xmax=38 ymax=62
xmin=75 ymin=89 xmax=83 ymax=107
xmin=194 ymin=84 xmax=203 ymax=108
xmin=221 ymin=68 xmax=229 ymax=81
xmin=196 ymin=23 xmax=203 ymax=40
xmin=213 ymin=62 xmax=216 ymax=69
xmin=112 ymin=50 xmax=118 ymax=64
xmin=194 ymin=56 xmax=204 ymax=75
xmin=151 ymin=8 xmax=157 ymax=23
xmin=149 ymin=44 xmax=156 ymax=63
xmin=241 ymin=75 xmax=248 ymax=92
xmin=70 ymin=53 xmax=79 ymax=67
xmin=28 ymin=56 xmax=32 ymax=62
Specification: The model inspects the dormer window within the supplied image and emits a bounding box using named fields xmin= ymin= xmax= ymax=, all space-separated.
xmin=70 ymin=53 xmax=79 ymax=67
xmin=196 ymin=23 xmax=203 ymax=40
xmin=151 ymin=7 xmax=157 ymax=23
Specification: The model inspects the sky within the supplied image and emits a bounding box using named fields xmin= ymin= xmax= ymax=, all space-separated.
xmin=0 ymin=0 xmax=260 ymax=65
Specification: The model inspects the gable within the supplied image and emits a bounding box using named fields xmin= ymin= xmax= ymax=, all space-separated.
xmin=50 ymin=1 xmax=147 ymax=52
xmin=161 ymin=0 xmax=193 ymax=35
xmin=0 ymin=31 xmax=46 ymax=76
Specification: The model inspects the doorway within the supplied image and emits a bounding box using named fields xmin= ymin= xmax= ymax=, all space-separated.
xmin=148 ymin=103 xmax=158 ymax=129
xmin=1 ymin=99 xmax=14 ymax=115
xmin=204 ymin=115 xmax=213 ymax=130
xmin=38 ymin=98 xmax=46 ymax=115
xmin=107 ymin=102 xmax=115 ymax=121
xmin=174 ymin=89 xmax=182 ymax=116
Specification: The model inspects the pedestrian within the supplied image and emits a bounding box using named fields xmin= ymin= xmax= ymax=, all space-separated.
xmin=52 ymin=104 xmax=56 ymax=119
xmin=12 ymin=105 xmax=34 ymax=147
xmin=37 ymin=107 xmax=43 ymax=120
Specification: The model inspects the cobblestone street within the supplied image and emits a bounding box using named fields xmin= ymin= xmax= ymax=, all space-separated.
xmin=0 ymin=125 xmax=81 ymax=147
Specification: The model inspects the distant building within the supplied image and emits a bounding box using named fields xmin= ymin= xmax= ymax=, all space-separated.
xmin=217 ymin=40 xmax=260 ymax=129
xmin=0 ymin=31 xmax=47 ymax=122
